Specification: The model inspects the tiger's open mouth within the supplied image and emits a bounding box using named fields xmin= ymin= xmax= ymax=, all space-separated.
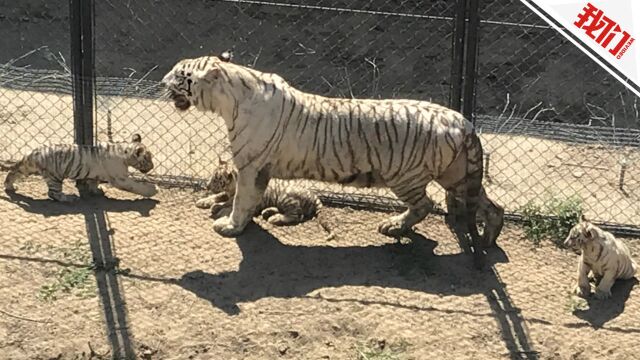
xmin=170 ymin=92 xmax=191 ymax=111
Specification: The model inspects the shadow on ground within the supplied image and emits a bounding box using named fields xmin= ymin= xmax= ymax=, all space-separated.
xmin=1 ymin=190 xmax=158 ymax=217
xmin=572 ymin=277 xmax=639 ymax=330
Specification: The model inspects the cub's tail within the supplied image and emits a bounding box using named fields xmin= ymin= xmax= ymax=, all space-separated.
xmin=315 ymin=198 xmax=335 ymax=241
xmin=0 ymin=160 xmax=18 ymax=171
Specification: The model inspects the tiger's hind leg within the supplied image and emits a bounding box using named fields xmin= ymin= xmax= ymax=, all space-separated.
xmin=379 ymin=176 xmax=433 ymax=237
xmin=444 ymin=176 xmax=485 ymax=269
xmin=77 ymin=179 xmax=104 ymax=198
xmin=196 ymin=192 xmax=229 ymax=209
xmin=260 ymin=207 xmax=280 ymax=220
xmin=262 ymin=205 xmax=304 ymax=226
xmin=446 ymin=186 xmax=503 ymax=247
xmin=45 ymin=175 xmax=78 ymax=202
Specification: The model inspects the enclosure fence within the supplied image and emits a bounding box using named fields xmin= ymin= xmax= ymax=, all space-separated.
xmin=1 ymin=0 xmax=638 ymax=233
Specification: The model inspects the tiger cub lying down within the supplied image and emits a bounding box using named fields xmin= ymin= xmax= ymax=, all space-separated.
xmin=564 ymin=216 xmax=638 ymax=299
xmin=1 ymin=134 xmax=157 ymax=202
xmin=196 ymin=158 xmax=334 ymax=240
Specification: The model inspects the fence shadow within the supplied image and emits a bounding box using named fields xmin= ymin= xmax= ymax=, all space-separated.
xmin=83 ymin=209 xmax=136 ymax=359
xmin=1 ymin=190 xmax=158 ymax=217
xmin=166 ymin=223 xmax=539 ymax=359
xmin=572 ymin=277 xmax=639 ymax=329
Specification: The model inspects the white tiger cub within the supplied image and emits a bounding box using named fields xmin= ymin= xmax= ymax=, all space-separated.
xmin=195 ymin=157 xmax=335 ymax=240
xmin=162 ymin=54 xmax=504 ymax=267
xmin=1 ymin=134 xmax=157 ymax=202
xmin=564 ymin=216 xmax=638 ymax=299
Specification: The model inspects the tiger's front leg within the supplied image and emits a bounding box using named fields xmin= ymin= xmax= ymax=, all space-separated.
xmin=213 ymin=167 xmax=269 ymax=237
xmin=379 ymin=177 xmax=433 ymax=237
xmin=109 ymin=176 xmax=157 ymax=198
xmin=195 ymin=192 xmax=229 ymax=209
xmin=210 ymin=200 xmax=232 ymax=219
xmin=77 ymin=179 xmax=105 ymax=198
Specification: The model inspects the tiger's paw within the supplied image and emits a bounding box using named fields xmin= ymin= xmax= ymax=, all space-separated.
xmin=139 ymin=185 xmax=158 ymax=198
xmin=378 ymin=216 xmax=411 ymax=237
xmin=260 ymin=207 xmax=280 ymax=220
xmin=594 ymin=288 xmax=611 ymax=300
xmin=213 ymin=216 xmax=246 ymax=237
xmin=196 ymin=196 xmax=216 ymax=209
xmin=210 ymin=203 xmax=231 ymax=219
xmin=574 ymin=284 xmax=591 ymax=298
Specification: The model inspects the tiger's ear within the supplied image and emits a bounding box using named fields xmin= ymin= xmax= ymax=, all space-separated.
xmin=203 ymin=65 xmax=221 ymax=82
xmin=131 ymin=133 xmax=142 ymax=143
xmin=220 ymin=51 xmax=233 ymax=62
xmin=580 ymin=214 xmax=588 ymax=223
xmin=582 ymin=223 xmax=597 ymax=240
xmin=135 ymin=146 xmax=146 ymax=157
xmin=217 ymin=155 xmax=227 ymax=166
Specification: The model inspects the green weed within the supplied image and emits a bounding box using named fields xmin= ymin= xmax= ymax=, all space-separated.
xmin=520 ymin=195 xmax=583 ymax=247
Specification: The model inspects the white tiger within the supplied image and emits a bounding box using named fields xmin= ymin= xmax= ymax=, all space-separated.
xmin=564 ymin=216 xmax=638 ymax=299
xmin=162 ymin=55 xmax=504 ymax=267
xmin=195 ymin=157 xmax=334 ymax=240
xmin=1 ymin=134 xmax=157 ymax=201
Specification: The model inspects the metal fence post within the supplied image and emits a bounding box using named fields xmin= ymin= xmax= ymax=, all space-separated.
xmin=462 ymin=0 xmax=480 ymax=124
xmin=449 ymin=0 xmax=467 ymax=112
xmin=69 ymin=0 xmax=95 ymax=146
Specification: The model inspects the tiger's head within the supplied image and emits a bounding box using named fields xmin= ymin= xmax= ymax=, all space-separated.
xmin=564 ymin=215 xmax=602 ymax=250
xmin=125 ymin=134 xmax=154 ymax=174
xmin=161 ymin=51 xmax=234 ymax=112
xmin=205 ymin=156 xmax=237 ymax=196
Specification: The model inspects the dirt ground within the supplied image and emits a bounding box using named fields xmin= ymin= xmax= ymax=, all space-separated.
xmin=0 ymin=176 xmax=638 ymax=360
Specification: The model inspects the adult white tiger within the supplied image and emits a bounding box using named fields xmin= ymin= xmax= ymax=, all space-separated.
xmin=162 ymin=55 xmax=504 ymax=265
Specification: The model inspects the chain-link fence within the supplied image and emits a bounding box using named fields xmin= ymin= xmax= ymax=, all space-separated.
xmin=0 ymin=1 xmax=73 ymax=163
xmin=1 ymin=1 xmax=640 ymax=358
xmin=475 ymin=0 xmax=640 ymax=231
xmin=2 ymin=0 xmax=637 ymax=230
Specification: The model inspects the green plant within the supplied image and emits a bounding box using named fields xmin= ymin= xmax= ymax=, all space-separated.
xmin=520 ymin=195 xmax=583 ymax=246
xmin=565 ymin=293 xmax=589 ymax=313
xmin=38 ymin=266 xmax=94 ymax=301
xmin=356 ymin=339 xmax=408 ymax=360
xmin=37 ymin=241 xmax=95 ymax=301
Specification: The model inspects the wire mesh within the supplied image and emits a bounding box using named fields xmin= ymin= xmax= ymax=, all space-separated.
xmin=1 ymin=1 xmax=640 ymax=359
xmin=92 ymin=0 xmax=457 ymax=206
xmin=476 ymin=0 xmax=640 ymax=229
xmin=0 ymin=0 xmax=74 ymax=161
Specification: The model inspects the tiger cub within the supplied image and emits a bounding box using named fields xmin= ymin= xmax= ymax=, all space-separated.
xmin=196 ymin=158 xmax=334 ymax=240
xmin=1 ymin=134 xmax=157 ymax=202
xmin=564 ymin=216 xmax=638 ymax=299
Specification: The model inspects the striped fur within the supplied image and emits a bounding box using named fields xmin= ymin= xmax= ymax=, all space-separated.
xmin=162 ymin=55 xmax=504 ymax=265
xmin=195 ymin=157 xmax=334 ymax=240
xmin=564 ymin=217 xmax=637 ymax=299
xmin=2 ymin=134 xmax=156 ymax=202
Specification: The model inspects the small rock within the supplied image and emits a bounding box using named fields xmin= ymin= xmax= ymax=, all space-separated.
xmin=572 ymin=170 xmax=584 ymax=178
xmin=278 ymin=345 xmax=288 ymax=355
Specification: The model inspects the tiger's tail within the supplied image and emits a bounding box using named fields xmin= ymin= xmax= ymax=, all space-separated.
xmin=315 ymin=198 xmax=335 ymax=241
xmin=0 ymin=160 xmax=19 ymax=171
xmin=463 ymin=130 xmax=485 ymax=269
